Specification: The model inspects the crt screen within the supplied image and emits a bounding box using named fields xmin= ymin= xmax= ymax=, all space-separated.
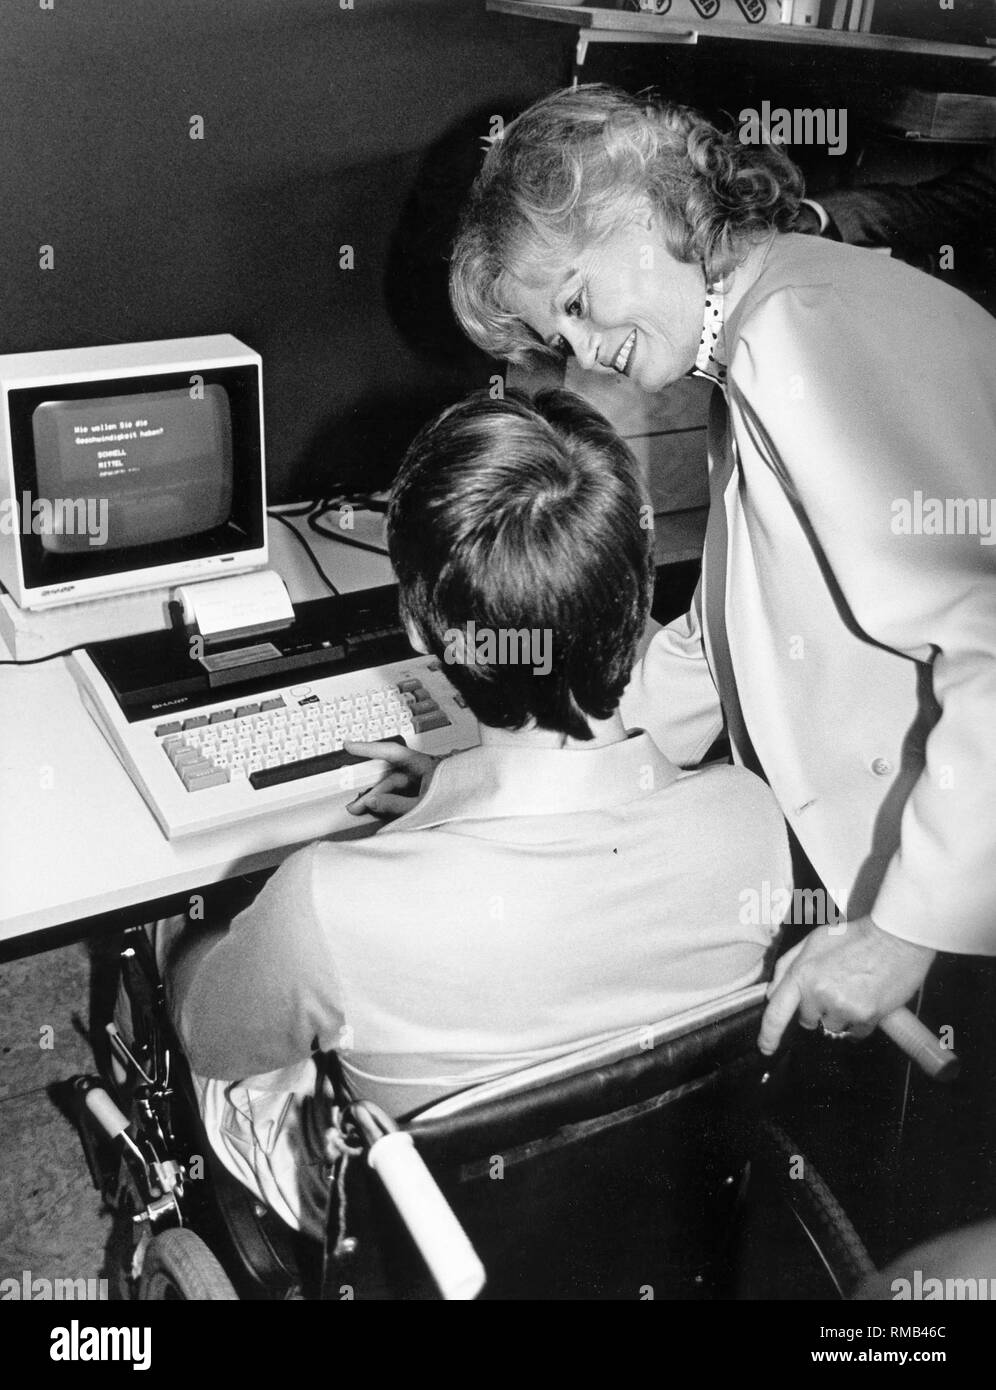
xmin=31 ymin=385 xmax=233 ymax=553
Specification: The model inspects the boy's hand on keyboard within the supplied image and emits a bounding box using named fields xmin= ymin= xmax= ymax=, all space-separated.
xmin=344 ymin=741 xmax=439 ymax=820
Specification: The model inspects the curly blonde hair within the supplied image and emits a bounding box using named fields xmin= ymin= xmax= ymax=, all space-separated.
xmin=450 ymin=83 xmax=804 ymax=365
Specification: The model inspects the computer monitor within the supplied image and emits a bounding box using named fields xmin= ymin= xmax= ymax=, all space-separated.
xmin=0 ymin=335 xmax=266 ymax=609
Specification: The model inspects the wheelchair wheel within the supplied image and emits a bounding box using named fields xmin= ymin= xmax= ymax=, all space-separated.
xmin=738 ymin=1119 xmax=876 ymax=1299
xmin=139 ymin=1228 xmax=239 ymax=1301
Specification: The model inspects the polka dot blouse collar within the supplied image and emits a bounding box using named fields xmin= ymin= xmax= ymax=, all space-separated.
xmin=691 ymin=282 xmax=727 ymax=386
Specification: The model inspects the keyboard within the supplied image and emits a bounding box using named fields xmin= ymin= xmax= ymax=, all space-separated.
xmin=68 ymin=587 xmax=480 ymax=839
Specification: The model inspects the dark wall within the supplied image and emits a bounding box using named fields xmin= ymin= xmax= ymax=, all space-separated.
xmin=3 ymin=2 xmax=988 ymax=501
xmin=0 ymin=0 xmax=570 ymax=497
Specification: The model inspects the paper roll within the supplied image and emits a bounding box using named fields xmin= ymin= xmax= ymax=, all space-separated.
xmin=175 ymin=569 xmax=293 ymax=641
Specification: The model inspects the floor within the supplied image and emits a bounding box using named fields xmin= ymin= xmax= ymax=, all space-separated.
xmin=0 ymin=937 xmax=116 ymax=1294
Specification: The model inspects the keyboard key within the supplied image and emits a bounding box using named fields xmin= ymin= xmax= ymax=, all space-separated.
xmin=168 ymin=746 xmax=202 ymax=769
xmin=248 ymin=737 xmax=406 ymax=791
xmin=177 ymin=757 xmax=214 ymax=781
xmin=183 ymin=766 xmax=231 ymax=791
xmin=412 ymin=710 xmax=451 ymax=734
xmin=152 ymin=663 xmax=460 ymax=811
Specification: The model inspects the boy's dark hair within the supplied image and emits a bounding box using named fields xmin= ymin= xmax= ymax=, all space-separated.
xmin=388 ymin=387 xmax=653 ymax=741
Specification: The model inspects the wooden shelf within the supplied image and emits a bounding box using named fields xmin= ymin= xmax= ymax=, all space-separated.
xmin=486 ymin=2 xmax=996 ymax=67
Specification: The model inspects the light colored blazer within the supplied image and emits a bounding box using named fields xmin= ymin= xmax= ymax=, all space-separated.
xmin=622 ymin=234 xmax=996 ymax=955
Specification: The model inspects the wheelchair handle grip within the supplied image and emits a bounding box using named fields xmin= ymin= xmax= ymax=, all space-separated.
xmin=879 ymin=1006 xmax=959 ymax=1082
xmin=367 ymin=1131 xmax=486 ymax=1301
xmin=83 ymin=1083 xmax=132 ymax=1139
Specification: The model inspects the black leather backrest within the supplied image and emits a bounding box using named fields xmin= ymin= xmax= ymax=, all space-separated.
xmin=405 ymin=1000 xmax=768 ymax=1168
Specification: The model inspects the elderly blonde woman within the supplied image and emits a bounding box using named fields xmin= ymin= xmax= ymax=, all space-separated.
xmin=449 ymin=84 xmax=996 ymax=1054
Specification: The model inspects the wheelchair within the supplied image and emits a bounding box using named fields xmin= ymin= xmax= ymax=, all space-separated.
xmin=71 ymin=921 xmax=888 ymax=1301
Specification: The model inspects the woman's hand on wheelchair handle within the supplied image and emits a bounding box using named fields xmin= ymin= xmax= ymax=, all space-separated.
xmin=758 ymin=914 xmax=936 ymax=1055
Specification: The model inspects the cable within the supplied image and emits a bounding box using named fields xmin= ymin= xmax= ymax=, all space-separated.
xmin=269 ymin=493 xmax=389 ymax=516
xmin=1 ymin=503 xmax=358 ymax=661
xmin=308 ymin=506 xmax=391 ymax=558
xmin=267 ymin=501 xmax=317 ymax=517
xmin=0 ymin=574 xmax=79 ymax=662
xmin=0 ymin=643 xmax=83 ymax=666
xmin=267 ymin=511 xmax=340 ymax=596
xmin=341 ymin=495 xmax=390 ymax=515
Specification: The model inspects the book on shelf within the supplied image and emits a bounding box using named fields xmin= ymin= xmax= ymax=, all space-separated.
xmin=616 ymin=1 xmax=784 ymax=25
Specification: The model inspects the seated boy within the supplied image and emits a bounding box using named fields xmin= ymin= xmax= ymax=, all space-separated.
xmin=162 ymin=388 xmax=791 ymax=1236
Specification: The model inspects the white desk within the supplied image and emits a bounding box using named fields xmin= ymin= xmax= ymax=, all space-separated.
xmin=0 ymin=517 xmax=394 ymax=946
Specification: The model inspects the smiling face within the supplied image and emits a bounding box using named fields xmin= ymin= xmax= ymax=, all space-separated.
xmin=506 ymin=214 xmax=707 ymax=394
